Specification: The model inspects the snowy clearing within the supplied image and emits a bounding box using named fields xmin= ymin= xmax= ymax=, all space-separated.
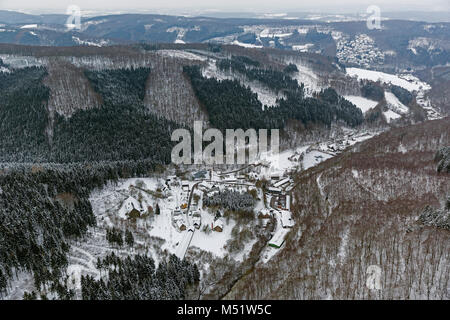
xmin=385 ymin=91 xmax=409 ymax=114
xmin=156 ymin=50 xmax=208 ymax=61
xmin=344 ymin=95 xmax=379 ymax=113
xmin=346 ymin=67 xmax=430 ymax=92
xmin=383 ymin=110 xmax=402 ymax=123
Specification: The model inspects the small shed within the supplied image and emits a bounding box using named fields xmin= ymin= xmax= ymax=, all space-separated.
xmin=212 ymin=219 xmax=224 ymax=232
xmin=258 ymin=210 xmax=271 ymax=219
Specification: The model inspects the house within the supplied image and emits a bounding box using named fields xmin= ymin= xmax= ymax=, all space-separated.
xmin=176 ymin=220 xmax=187 ymax=231
xmin=206 ymin=187 xmax=220 ymax=197
xmin=285 ymin=185 xmax=294 ymax=193
xmin=212 ymin=219 xmax=224 ymax=232
xmin=277 ymin=194 xmax=287 ymax=209
xmin=273 ymin=178 xmax=291 ymax=189
xmin=175 ymin=226 xmax=195 ymax=259
xmin=192 ymin=211 xmax=202 ymax=229
xmin=166 ymin=175 xmax=176 ymax=181
xmin=166 ymin=175 xmax=178 ymax=186
xmin=268 ymin=187 xmax=281 ymax=194
xmin=128 ymin=207 xmax=141 ymax=219
xmin=268 ymin=228 xmax=289 ymax=249
xmin=270 ymin=174 xmax=281 ymax=182
xmin=182 ymin=181 xmax=190 ymax=192
xmin=172 ymin=209 xmax=187 ymax=231
xmin=258 ymin=210 xmax=272 ymax=219
xmin=119 ymin=196 xmax=144 ymax=219
xmin=198 ymin=182 xmax=210 ymax=192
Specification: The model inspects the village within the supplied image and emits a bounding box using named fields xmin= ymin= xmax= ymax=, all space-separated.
xmin=52 ymin=127 xmax=379 ymax=296
xmin=103 ymin=128 xmax=375 ymax=263
xmin=116 ymin=163 xmax=296 ymax=261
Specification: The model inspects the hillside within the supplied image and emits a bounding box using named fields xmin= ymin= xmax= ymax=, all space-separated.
xmin=0 ymin=11 xmax=449 ymax=73
xmin=0 ymin=39 xmax=447 ymax=300
xmin=224 ymin=117 xmax=450 ymax=299
xmin=0 ymin=42 xmax=444 ymax=164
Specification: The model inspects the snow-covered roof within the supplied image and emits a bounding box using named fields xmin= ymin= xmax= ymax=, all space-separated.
xmin=118 ymin=196 xmax=142 ymax=218
xmin=176 ymin=219 xmax=186 ymax=229
xmin=213 ymin=219 xmax=224 ymax=230
xmin=269 ymin=228 xmax=289 ymax=248
xmin=173 ymin=210 xmax=184 ymax=220
xmin=192 ymin=213 xmax=201 ymax=226
xmin=280 ymin=210 xmax=294 ymax=228
xmin=273 ymin=178 xmax=291 ymax=188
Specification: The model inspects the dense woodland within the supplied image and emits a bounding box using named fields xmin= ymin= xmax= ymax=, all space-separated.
xmin=361 ymin=82 xmax=385 ymax=102
xmin=203 ymin=190 xmax=256 ymax=214
xmin=0 ymin=63 xmax=194 ymax=297
xmin=390 ymin=84 xmax=414 ymax=106
xmin=0 ymin=66 xmax=179 ymax=163
xmin=0 ymin=159 xmax=193 ymax=299
xmin=0 ymin=44 xmax=446 ymax=300
xmin=81 ymin=254 xmax=199 ymax=300
xmin=225 ymin=118 xmax=450 ymax=299
xmin=185 ymin=62 xmax=363 ymax=131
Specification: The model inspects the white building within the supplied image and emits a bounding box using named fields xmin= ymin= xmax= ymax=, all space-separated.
xmin=119 ymin=196 xmax=144 ymax=218
xmin=212 ymin=218 xmax=224 ymax=232
xmin=280 ymin=210 xmax=294 ymax=228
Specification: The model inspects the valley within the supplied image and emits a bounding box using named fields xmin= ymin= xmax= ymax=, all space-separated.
xmin=0 ymin=8 xmax=448 ymax=301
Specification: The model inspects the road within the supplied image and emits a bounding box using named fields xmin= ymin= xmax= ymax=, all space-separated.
xmin=175 ymin=181 xmax=200 ymax=260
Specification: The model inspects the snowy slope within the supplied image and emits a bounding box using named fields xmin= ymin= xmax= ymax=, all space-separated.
xmin=202 ymin=60 xmax=282 ymax=107
xmin=344 ymin=95 xmax=379 ymax=113
xmin=383 ymin=110 xmax=402 ymax=123
xmin=346 ymin=68 xmax=430 ymax=92
xmin=385 ymin=91 xmax=409 ymax=114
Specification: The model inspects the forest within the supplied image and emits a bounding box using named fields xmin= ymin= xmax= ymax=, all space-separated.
xmin=185 ymin=63 xmax=364 ymax=131
xmin=0 ymin=159 xmax=192 ymax=299
xmin=0 ymin=65 xmax=180 ymax=163
xmin=81 ymin=254 xmax=199 ymax=300
xmin=203 ymin=190 xmax=256 ymax=214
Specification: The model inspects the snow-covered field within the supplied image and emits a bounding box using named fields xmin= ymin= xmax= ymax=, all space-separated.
xmin=346 ymin=67 xmax=430 ymax=92
xmin=385 ymin=91 xmax=408 ymax=114
xmin=303 ymin=150 xmax=334 ymax=170
xmin=232 ymin=40 xmax=263 ymax=49
xmin=290 ymin=62 xmax=323 ymax=95
xmin=346 ymin=67 xmax=443 ymax=120
xmin=344 ymin=95 xmax=379 ymax=113
xmin=383 ymin=110 xmax=402 ymax=123
xmin=156 ymin=50 xmax=208 ymax=61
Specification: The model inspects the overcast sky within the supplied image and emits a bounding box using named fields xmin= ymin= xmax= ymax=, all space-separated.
xmin=1 ymin=0 xmax=449 ymax=13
